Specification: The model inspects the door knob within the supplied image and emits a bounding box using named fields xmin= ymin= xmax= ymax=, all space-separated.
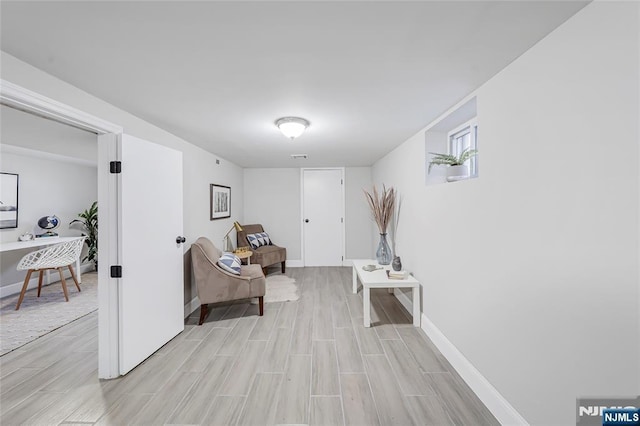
xmin=305 ymin=219 xmax=309 ymax=223
xmin=176 ymin=236 xmax=186 ymax=244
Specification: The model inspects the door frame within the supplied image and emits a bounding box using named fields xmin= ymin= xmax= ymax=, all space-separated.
xmin=1 ymin=79 xmax=123 ymax=378
xmin=300 ymin=167 xmax=346 ymax=267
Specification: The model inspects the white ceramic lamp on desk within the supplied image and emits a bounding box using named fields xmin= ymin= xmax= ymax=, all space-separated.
xmin=222 ymin=221 xmax=243 ymax=252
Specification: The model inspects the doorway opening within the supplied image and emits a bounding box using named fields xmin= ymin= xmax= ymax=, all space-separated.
xmin=0 ymin=104 xmax=99 ymax=355
xmin=1 ymin=80 xmax=122 ymax=378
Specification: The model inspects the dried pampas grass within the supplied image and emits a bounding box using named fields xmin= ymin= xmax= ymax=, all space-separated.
xmin=363 ymin=185 xmax=396 ymax=234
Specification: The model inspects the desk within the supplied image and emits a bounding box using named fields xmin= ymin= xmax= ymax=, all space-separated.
xmin=352 ymin=259 xmax=420 ymax=328
xmin=0 ymin=237 xmax=84 ymax=284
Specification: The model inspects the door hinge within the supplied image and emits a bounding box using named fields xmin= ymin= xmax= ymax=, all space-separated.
xmin=110 ymin=265 xmax=122 ymax=278
xmin=341 ymin=179 xmax=343 ymax=185
xmin=341 ymin=217 xmax=344 ymax=223
xmin=109 ymin=161 xmax=122 ymax=174
xmin=342 ymin=256 xmax=344 ymax=261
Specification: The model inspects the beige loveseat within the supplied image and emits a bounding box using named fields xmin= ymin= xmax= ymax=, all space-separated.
xmin=191 ymin=237 xmax=265 ymax=325
xmin=237 ymin=224 xmax=286 ymax=276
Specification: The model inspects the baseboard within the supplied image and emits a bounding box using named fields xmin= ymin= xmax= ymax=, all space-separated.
xmin=392 ymin=288 xmax=528 ymax=425
xmin=420 ymin=313 xmax=529 ymax=425
xmin=286 ymin=259 xmax=304 ymax=268
xmin=184 ymin=297 xmax=200 ymax=318
xmin=0 ymin=263 xmax=95 ymax=299
xmin=342 ymin=259 xmax=355 ymax=267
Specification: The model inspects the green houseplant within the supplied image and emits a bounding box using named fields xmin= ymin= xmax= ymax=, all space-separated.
xmin=428 ymin=148 xmax=478 ymax=181
xmin=70 ymin=201 xmax=98 ymax=269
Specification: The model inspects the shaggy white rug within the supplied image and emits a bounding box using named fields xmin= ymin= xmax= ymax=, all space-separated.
xmin=252 ymin=274 xmax=299 ymax=304
xmin=0 ymin=272 xmax=98 ymax=355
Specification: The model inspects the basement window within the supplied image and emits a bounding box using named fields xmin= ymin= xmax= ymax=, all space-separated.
xmin=425 ymin=96 xmax=478 ymax=185
xmin=448 ymin=119 xmax=478 ymax=178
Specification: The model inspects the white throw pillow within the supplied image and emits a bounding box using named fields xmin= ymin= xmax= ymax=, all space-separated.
xmin=218 ymin=252 xmax=241 ymax=275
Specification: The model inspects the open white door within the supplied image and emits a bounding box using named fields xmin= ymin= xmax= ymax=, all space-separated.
xmin=119 ymin=134 xmax=184 ymax=374
xmin=302 ymin=168 xmax=344 ymax=266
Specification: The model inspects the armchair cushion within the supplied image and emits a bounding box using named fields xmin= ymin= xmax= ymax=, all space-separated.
xmin=252 ymin=245 xmax=286 ymax=268
xmin=217 ymin=252 xmax=241 ymax=275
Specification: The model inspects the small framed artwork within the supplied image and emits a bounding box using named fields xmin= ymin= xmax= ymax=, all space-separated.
xmin=210 ymin=184 xmax=231 ymax=220
xmin=0 ymin=172 xmax=19 ymax=229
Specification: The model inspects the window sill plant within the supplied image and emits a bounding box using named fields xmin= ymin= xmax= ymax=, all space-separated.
xmin=428 ymin=148 xmax=478 ymax=181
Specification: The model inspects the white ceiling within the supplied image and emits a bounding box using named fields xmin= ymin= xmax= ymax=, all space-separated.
xmin=0 ymin=1 xmax=588 ymax=168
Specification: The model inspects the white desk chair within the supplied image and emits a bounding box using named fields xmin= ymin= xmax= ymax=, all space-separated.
xmin=15 ymin=237 xmax=86 ymax=310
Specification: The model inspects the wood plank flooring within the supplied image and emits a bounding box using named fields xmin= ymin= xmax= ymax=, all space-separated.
xmin=0 ymin=266 xmax=499 ymax=425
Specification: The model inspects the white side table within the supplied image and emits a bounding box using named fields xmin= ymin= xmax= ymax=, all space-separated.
xmin=352 ymin=259 xmax=421 ymax=328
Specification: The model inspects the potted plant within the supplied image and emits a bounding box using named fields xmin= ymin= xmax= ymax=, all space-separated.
xmin=70 ymin=201 xmax=98 ymax=270
xmin=428 ymin=148 xmax=478 ymax=181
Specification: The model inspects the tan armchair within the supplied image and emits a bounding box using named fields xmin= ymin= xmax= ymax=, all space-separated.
xmin=237 ymin=224 xmax=286 ymax=276
xmin=191 ymin=237 xmax=265 ymax=325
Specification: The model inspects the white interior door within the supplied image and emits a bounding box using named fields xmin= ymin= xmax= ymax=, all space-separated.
xmin=303 ymin=169 xmax=344 ymax=266
xmin=119 ymin=134 xmax=184 ymax=374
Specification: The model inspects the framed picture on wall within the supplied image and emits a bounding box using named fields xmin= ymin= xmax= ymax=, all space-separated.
xmin=210 ymin=184 xmax=231 ymax=220
xmin=0 ymin=172 xmax=19 ymax=229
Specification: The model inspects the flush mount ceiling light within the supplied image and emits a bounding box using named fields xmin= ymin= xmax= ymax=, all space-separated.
xmin=275 ymin=117 xmax=310 ymax=140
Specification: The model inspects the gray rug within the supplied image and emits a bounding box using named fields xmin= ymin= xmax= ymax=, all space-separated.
xmin=0 ymin=272 xmax=98 ymax=355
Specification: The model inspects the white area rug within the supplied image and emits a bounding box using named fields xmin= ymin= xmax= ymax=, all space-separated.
xmin=0 ymin=272 xmax=98 ymax=356
xmin=252 ymin=274 xmax=299 ymax=304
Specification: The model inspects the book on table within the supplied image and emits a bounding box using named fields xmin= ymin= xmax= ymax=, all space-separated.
xmin=386 ymin=270 xmax=408 ymax=280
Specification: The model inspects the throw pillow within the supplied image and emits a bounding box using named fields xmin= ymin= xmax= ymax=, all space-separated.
xmin=218 ymin=252 xmax=241 ymax=275
xmin=257 ymin=232 xmax=272 ymax=246
xmin=247 ymin=232 xmax=272 ymax=249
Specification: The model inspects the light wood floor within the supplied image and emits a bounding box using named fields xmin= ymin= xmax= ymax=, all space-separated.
xmin=0 ymin=266 xmax=499 ymax=425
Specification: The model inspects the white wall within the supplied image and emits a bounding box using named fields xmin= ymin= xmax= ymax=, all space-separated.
xmin=345 ymin=167 xmax=373 ymax=260
xmin=1 ymin=51 xmax=244 ymax=313
xmin=243 ymin=168 xmax=302 ymax=261
xmin=244 ymin=167 xmax=373 ymax=265
xmin=373 ymin=2 xmax=639 ymax=425
xmin=0 ymin=151 xmax=97 ymax=290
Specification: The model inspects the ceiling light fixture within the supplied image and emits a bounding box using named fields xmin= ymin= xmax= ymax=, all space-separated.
xmin=275 ymin=117 xmax=310 ymax=140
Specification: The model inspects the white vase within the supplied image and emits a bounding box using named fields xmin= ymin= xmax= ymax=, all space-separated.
xmin=446 ymin=165 xmax=469 ymax=182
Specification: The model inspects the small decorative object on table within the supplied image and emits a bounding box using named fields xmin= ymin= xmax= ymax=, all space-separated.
xmin=233 ymin=247 xmax=253 ymax=265
xmin=18 ymin=232 xmax=34 ymax=241
xmin=36 ymin=215 xmax=60 ymax=237
xmin=364 ymin=185 xmax=396 ymax=265
xmin=362 ymin=264 xmax=381 ymax=272
xmin=392 ymin=256 xmax=402 ymax=271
